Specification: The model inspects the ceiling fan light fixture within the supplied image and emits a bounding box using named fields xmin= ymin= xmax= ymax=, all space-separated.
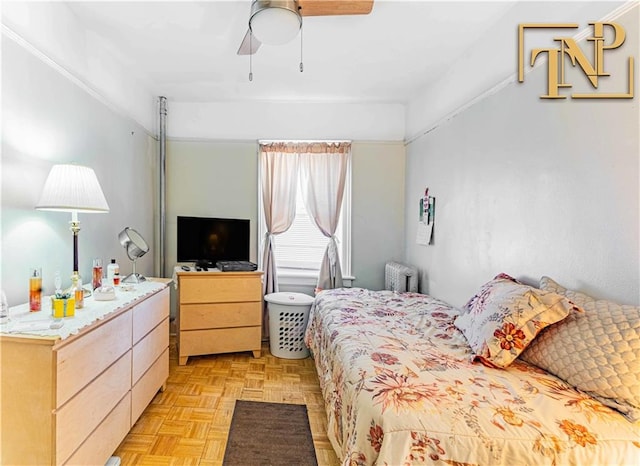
xmin=249 ymin=0 xmax=301 ymax=45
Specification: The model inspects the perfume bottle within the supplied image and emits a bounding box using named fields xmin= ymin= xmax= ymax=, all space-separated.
xmin=54 ymin=270 xmax=62 ymax=296
xmin=0 ymin=290 xmax=9 ymax=324
xmin=29 ymin=267 xmax=42 ymax=312
xmin=72 ymin=272 xmax=84 ymax=309
xmin=92 ymin=258 xmax=103 ymax=290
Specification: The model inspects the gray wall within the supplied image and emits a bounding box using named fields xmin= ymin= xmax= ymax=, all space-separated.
xmin=404 ymin=7 xmax=639 ymax=307
xmin=1 ymin=33 xmax=406 ymax=308
xmin=165 ymin=140 xmax=406 ymax=292
xmin=351 ymin=142 xmax=406 ymax=290
xmin=1 ymin=36 xmax=157 ymax=306
xmin=165 ymin=140 xmax=259 ymax=274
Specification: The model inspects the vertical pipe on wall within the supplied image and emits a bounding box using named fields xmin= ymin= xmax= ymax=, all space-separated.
xmin=159 ymin=96 xmax=167 ymax=277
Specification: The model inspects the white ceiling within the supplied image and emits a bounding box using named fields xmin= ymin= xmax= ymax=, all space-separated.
xmin=4 ymin=0 xmax=628 ymax=137
xmin=64 ymin=0 xmax=520 ymax=105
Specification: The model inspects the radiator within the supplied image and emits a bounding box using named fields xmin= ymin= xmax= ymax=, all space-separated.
xmin=385 ymin=262 xmax=418 ymax=293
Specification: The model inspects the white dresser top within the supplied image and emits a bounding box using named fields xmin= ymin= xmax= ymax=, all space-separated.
xmin=0 ymin=280 xmax=166 ymax=340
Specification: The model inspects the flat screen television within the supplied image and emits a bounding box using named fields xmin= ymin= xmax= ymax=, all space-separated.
xmin=177 ymin=216 xmax=250 ymax=267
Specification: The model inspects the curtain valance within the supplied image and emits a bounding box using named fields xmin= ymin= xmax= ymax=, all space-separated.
xmin=259 ymin=141 xmax=351 ymax=154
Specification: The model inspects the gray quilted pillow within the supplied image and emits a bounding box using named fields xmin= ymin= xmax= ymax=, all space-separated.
xmin=537 ymin=276 xmax=598 ymax=309
xmin=521 ymin=277 xmax=640 ymax=421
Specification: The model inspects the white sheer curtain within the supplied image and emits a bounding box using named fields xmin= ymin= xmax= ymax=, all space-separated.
xmin=299 ymin=142 xmax=351 ymax=290
xmin=260 ymin=143 xmax=299 ymax=337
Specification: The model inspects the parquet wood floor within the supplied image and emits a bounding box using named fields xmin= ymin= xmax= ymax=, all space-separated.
xmin=114 ymin=336 xmax=341 ymax=466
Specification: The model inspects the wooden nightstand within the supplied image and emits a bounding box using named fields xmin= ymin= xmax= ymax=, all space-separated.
xmin=176 ymin=269 xmax=263 ymax=365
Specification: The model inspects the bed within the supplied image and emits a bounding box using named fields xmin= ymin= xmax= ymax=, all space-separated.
xmin=304 ymin=275 xmax=640 ymax=465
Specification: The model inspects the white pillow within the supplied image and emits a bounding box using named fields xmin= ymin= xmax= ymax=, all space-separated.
xmin=521 ymin=276 xmax=640 ymax=421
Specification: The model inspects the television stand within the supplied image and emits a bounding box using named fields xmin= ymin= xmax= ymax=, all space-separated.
xmin=175 ymin=268 xmax=264 ymax=365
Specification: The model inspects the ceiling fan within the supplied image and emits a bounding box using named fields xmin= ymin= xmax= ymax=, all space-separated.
xmin=237 ymin=0 xmax=374 ymax=55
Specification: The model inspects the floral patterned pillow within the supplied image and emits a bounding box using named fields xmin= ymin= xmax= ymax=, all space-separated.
xmin=454 ymin=273 xmax=577 ymax=368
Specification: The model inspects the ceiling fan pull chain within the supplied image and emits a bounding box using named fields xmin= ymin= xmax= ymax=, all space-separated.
xmin=249 ymin=30 xmax=254 ymax=81
xmin=299 ymin=22 xmax=304 ymax=73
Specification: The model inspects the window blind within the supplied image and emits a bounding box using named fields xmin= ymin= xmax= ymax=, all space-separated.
xmin=273 ymin=187 xmax=332 ymax=270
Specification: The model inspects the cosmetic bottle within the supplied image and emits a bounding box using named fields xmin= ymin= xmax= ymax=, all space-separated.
xmin=54 ymin=271 xmax=62 ymax=296
xmin=0 ymin=290 xmax=9 ymax=323
xmin=72 ymin=272 xmax=84 ymax=309
xmin=29 ymin=267 xmax=42 ymax=312
xmin=107 ymin=259 xmax=120 ymax=286
xmin=92 ymin=258 xmax=103 ymax=290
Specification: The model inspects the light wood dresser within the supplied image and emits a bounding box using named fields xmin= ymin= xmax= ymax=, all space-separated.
xmin=176 ymin=269 xmax=263 ymax=365
xmin=0 ymin=280 xmax=170 ymax=466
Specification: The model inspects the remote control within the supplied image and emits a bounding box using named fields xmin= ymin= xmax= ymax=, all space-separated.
xmin=181 ymin=265 xmax=190 ymax=271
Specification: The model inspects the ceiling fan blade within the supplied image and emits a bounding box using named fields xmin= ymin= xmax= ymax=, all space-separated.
xmin=237 ymin=29 xmax=262 ymax=55
xmin=298 ymin=0 xmax=374 ymax=16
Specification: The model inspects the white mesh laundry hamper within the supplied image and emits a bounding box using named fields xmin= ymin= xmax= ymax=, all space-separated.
xmin=265 ymin=292 xmax=315 ymax=359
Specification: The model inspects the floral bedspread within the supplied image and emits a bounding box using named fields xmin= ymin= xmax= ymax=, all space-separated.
xmin=304 ymin=288 xmax=640 ymax=466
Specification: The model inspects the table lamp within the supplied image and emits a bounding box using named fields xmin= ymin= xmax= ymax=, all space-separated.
xmin=36 ymin=164 xmax=110 ymax=277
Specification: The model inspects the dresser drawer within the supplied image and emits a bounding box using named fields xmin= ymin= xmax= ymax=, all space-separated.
xmin=132 ymin=317 xmax=169 ymax=384
xmin=180 ymin=326 xmax=261 ymax=357
xmin=132 ymin=287 xmax=169 ymax=344
xmin=179 ymin=275 xmax=261 ymax=303
xmin=131 ymin=348 xmax=169 ymax=424
xmin=63 ymin=392 xmax=131 ymax=466
xmin=56 ymin=310 xmax=132 ymax=407
xmin=55 ymin=350 xmax=131 ymax=465
xmin=180 ymin=302 xmax=261 ymax=330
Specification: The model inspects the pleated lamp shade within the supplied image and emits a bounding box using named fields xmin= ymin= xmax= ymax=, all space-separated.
xmin=36 ymin=164 xmax=109 ymax=213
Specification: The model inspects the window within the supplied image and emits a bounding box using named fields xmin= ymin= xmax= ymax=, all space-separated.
xmin=258 ymin=147 xmax=352 ymax=283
